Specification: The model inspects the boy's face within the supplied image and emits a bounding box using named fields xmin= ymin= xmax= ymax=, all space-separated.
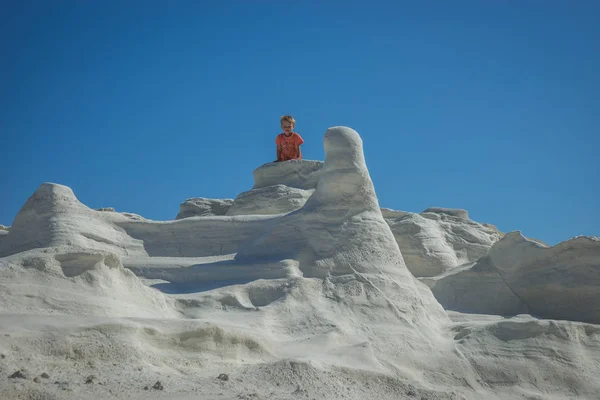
xmin=281 ymin=121 xmax=294 ymax=135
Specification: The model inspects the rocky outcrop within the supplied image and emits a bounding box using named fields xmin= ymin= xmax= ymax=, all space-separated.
xmin=215 ymin=160 xmax=323 ymax=217
xmin=2 ymin=136 xmax=596 ymax=327
xmin=429 ymin=232 xmax=600 ymax=324
xmin=0 ymin=183 xmax=147 ymax=258
xmin=235 ymin=127 xmax=447 ymax=328
xmin=252 ymin=160 xmax=323 ymax=190
xmin=176 ymin=198 xmax=233 ymax=219
xmin=226 ymin=185 xmax=313 ymax=216
xmin=384 ymin=210 xmax=502 ymax=277
xmin=422 ymin=207 xmax=469 ymax=220
xmin=116 ymin=215 xmax=268 ymax=257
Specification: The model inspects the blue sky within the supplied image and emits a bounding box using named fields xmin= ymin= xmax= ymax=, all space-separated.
xmin=1 ymin=1 xmax=598 ymax=245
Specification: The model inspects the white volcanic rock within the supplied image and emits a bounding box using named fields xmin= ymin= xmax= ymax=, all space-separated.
xmin=236 ymin=126 xmax=447 ymax=324
xmin=177 ymin=161 xmax=322 ymax=219
xmin=0 ymin=183 xmax=147 ymax=258
xmin=423 ymin=207 xmax=469 ymax=219
xmin=199 ymin=170 xmax=499 ymax=282
xmin=0 ymin=247 xmax=177 ymax=318
xmin=384 ymin=208 xmax=502 ymax=277
xmin=380 ymin=208 xmax=410 ymax=219
xmin=222 ymin=127 xmax=452 ymax=388
xmin=450 ymin=312 xmax=600 ymax=399
xmin=430 ymin=231 xmax=600 ymax=323
xmin=425 ymin=256 xmax=531 ymax=316
xmin=252 ymin=159 xmax=323 ymax=190
xmin=492 ymin=232 xmax=600 ymax=323
xmin=0 ymin=184 xmax=267 ymax=259
xmin=115 ymin=215 xmax=270 ymax=257
xmin=1 ymin=127 xmax=600 ymax=400
xmin=175 ymin=197 xmax=233 ymax=219
xmin=226 ymin=184 xmax=314 ymax=216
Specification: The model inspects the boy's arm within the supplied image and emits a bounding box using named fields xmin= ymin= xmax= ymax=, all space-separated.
xmin=276 ymin=145 xmax=282 ymax=162
xmin=295 ymin=134 xmax=304 ymax=159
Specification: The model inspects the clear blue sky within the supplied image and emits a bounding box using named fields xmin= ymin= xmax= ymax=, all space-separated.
xmin=1 ymin=1 xmax=598 ymax=245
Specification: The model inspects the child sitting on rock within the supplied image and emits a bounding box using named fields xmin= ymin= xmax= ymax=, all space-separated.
xmin=275 ymin=115 xmax=304 ymax=162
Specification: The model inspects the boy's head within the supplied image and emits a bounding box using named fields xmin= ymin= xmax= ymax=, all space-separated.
xmin=280 ymin=115 xmax=295 ymax=135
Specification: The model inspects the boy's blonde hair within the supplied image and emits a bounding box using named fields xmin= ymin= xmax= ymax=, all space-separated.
xmin=280 ymin=115 xmax=296 ymax=127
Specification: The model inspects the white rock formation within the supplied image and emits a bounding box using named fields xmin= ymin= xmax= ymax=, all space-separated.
xmin=224 ymin=160 xmax=322 ymax=217
xmin=174 ymin=162 xmax=322 ymax=219
xmin=380 ymin=208 xmax=410 ymax=219
xmin=0 ymin=184 xmax=268 ymax=259
xmin=252 ymin=159 xmax=323 ymax=190
xmin=226 ymin=184 xmax=314 ymax=216
xmin=236 ymin=127 xmax=448 ymax=326
xmin=116 ymin=215 xmax=269 ymax=257
xmin=423 ymin=207 xmax=469 ymax=219
xmin=176 ymin=193 xmax=502 ymax=278
xmin=0 ymin=247 xmax=177 ymax=318
xmin=0 ymin=183 xmax=147 ymax=258
xmin=176 ymin=165 xmax=501 ymax=280
xmin=175 ymin=197 xmax=233 ymax=219
xmin=429 ymin=231 xmax=600 ymax=323
xmin=385 ymin=209 xmax=503 ymax=277
xmin=1 ymin=127 xmax=599 ymax=400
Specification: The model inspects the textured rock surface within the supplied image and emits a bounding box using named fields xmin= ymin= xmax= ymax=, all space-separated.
xmin=430 ymin=232 xmax=600 ymax=323
xmin=424 ymin=255 xmax=531 ymax=316
xmin=116 ymin=215 xmax=268 ymax=257
xmin=0 ymin=183 xmax=146 ymax=258
xmin=384 ymin=210 xmax=502 ymax=277
xmin=1 ymin=126 xmax=599 ymax=400
xmin=423 ymin=207 xmax=469 ymax=219
xmin=0 ymin=248 xmax=177 ymax=318
xmin=252 ymin=160 xmax=323 ymax=190
xmin=177 ymin=172 xmax=500 ymax=278
xmin=236 ymin=126 xmax=446 ymax=327
xmin=226 ymin=185 xmax=313 ymax=216
xmin=176 ymin=198 xmax=233 ymax=219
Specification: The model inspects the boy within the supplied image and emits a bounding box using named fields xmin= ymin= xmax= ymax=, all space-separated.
xmin=276 ymin=115 xmax=304 ymax=162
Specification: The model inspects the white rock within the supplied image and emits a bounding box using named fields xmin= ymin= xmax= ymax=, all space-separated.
xmin=1 ymin=127 xmax=599 ymax=400
xmin=424 ymin=256 xmax=531 ymax=316
xmin=175 ymin=197 xmax=233 ymax=219
xmin=0 ymin=183 xmax=146 ymax=258
xmin=236 ymin=126 xmax=447 ymax=324
xmin=385 ymin=210 xmax=502 ymax=277
xmin=430 ymin=231 xmax=600 ymax=323
xmin=0 ymin=247 xmax=177 ymax=318
xmin=252 ymin=159 xmax=323 ymax=190
xmin=380 ymin=208 xmax=410 ymax=219
xmin=422 ymin=207 xmax=469 ymax=219
xmin=226 ymin=185 xmax=313 ymax=216
xmin=115 ymin=215 xmax=270 ymax=257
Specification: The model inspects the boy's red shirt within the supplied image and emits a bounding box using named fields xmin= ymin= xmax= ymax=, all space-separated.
xmin=276 ymin=132 xmax=304 ymax=161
